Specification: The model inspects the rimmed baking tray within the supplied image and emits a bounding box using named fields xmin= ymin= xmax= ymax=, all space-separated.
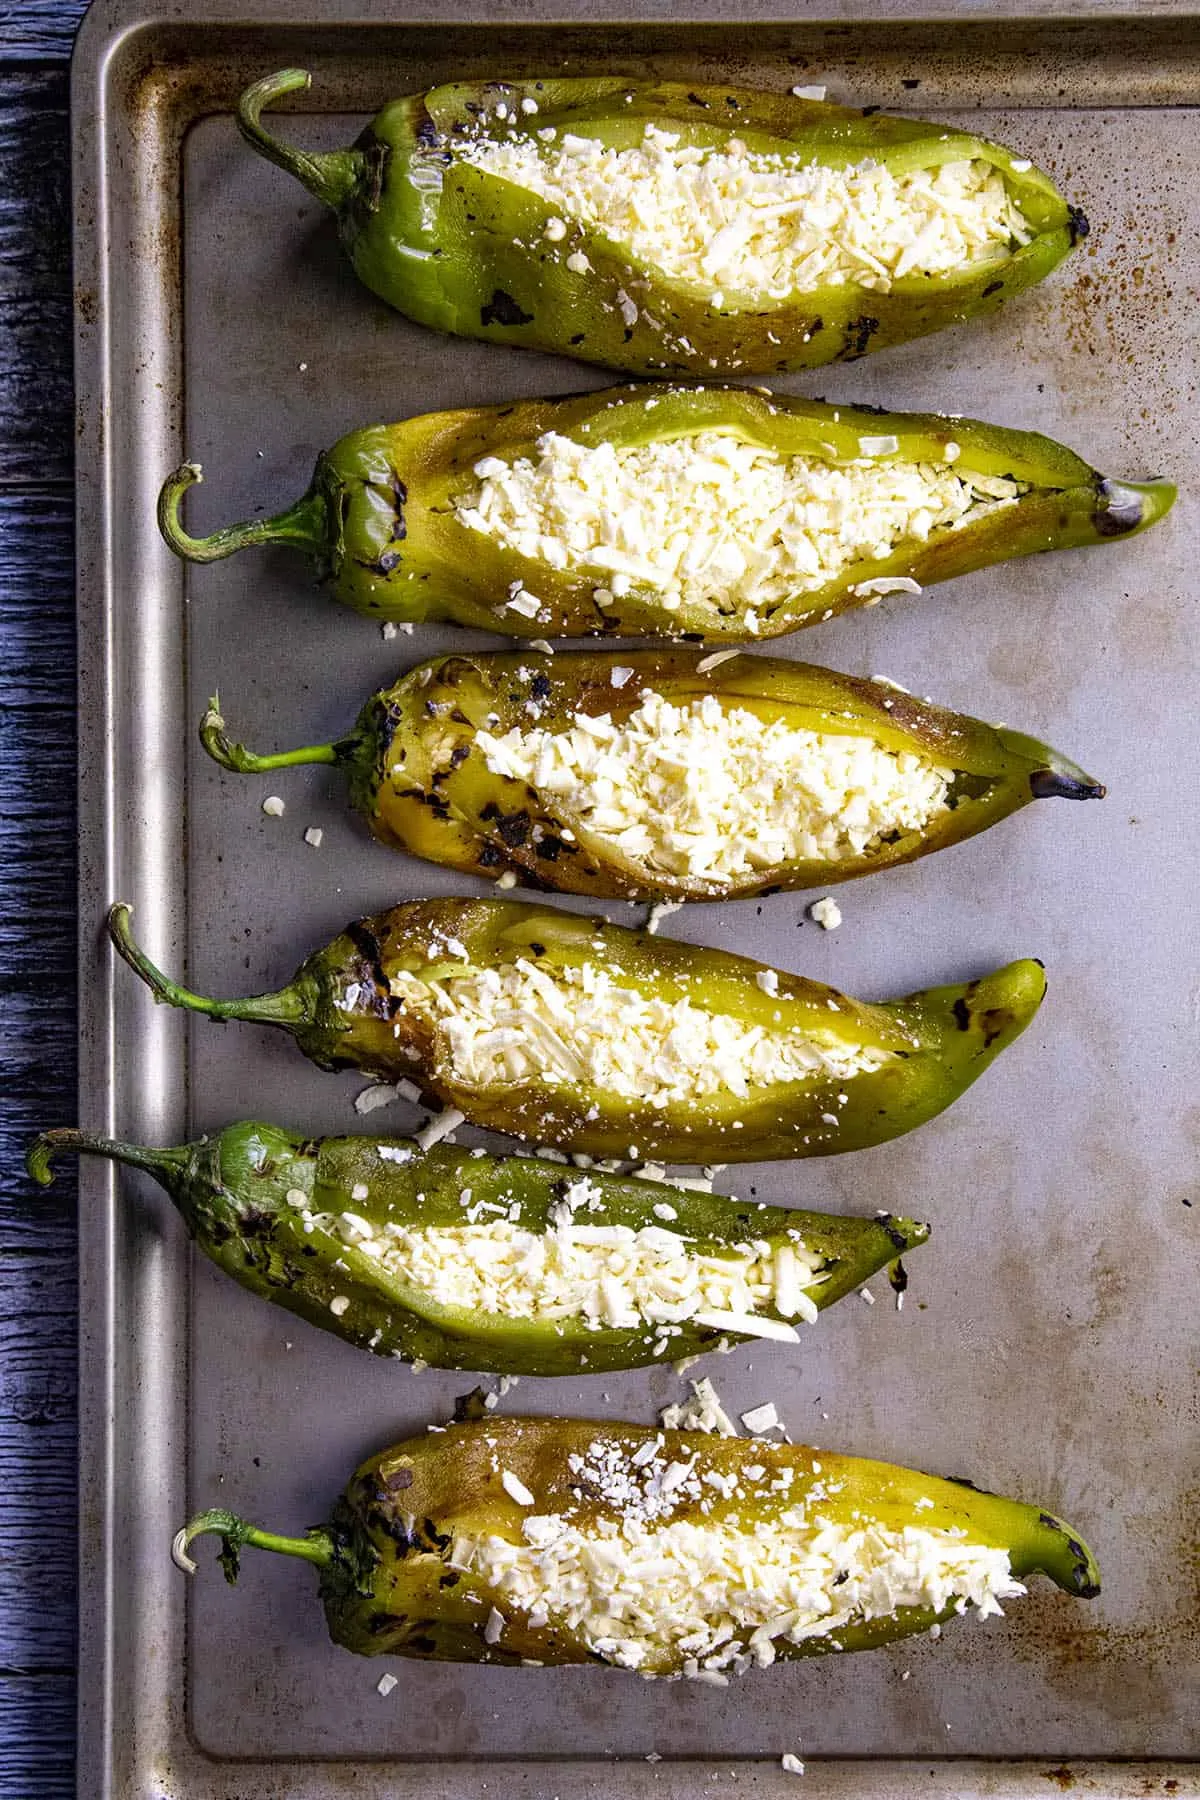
xmin=72 ymin=3 xmax=1200 ymax=1794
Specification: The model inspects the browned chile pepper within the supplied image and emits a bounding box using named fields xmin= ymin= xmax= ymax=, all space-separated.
xmin=199 ymin=648 xmax=1104 ymax=902
xmin=235 ymin=70 xmax=1088 ymax=377
xmin=173 ymin=1416 xmax=1100 ymax=1670
xmin=27 ymin=1121 xmax=927 ymax=1376
xmin=157 ymin=385 xmax=1175 ymax=639
xmin=106 ymin=897 xmax=1046 ymax=1164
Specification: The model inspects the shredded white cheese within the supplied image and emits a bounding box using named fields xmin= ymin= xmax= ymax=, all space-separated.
xmin=474 ymin=689 xmax=953 ymax=883
xmin=461 ymin=125 xmax=1031 ymax=299
xmin=324 ymin=1208 xmax=827 ymax=1331
xmin=390 ymin=955 xmax=891 ymax=1103
xmin=461 ymin=1500 xmax=1025 ymax=1674
xmin=454 ymin=430 xmax=1024 ymax=621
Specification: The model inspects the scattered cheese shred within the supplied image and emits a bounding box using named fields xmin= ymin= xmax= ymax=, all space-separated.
xmin=461 ymin=1499 xmax=1025 ymax=1674
xmin=462 ymin=125 xmax=1031 ymax=299
xmin=324 ymin=1207 xmax=827 ymax=1332
xmin=390 ymin=955 xmax=891 ymax=1103
xmin=455 ymin=429 xmax=1026 ymax=623
xmin=475 ymin=689 xmax=954 ymax=884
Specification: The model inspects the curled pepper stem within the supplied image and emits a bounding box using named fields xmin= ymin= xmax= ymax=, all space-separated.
xmin=173 ymin=1508 xmax=334 ymax=1583
xmin=236 ymin=69 xmax=365 ymax=212
xmin=107 ymin=902 xmax=312 ymax=1032
xmin=26 ymin=1128 xmax=188 ymax=1189
xmin=157 ymin=463 xmax=330 ymax=566
xmin=200 ymin=697 xmax=344 ymax=774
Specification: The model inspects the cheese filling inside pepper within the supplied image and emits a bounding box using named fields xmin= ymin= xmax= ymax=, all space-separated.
xmin=455 ymin=1446 xmax=1024 ymax=1674
xmin=461 ymin=127 xmax=1032 ymax=301
xmin=389 ymin=957 xmax=891 ymax=1102
xmin=473 ymin=688 xmax=956 ymax=879
xmin=325 ymin=1201 xmax=828 ymax=1331
xmin=454 ymin=430 xmax=1026 ymax=621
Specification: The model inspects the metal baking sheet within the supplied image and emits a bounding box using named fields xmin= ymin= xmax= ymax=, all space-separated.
xmin=72 ymin=4 xmax=1200 ymax=1794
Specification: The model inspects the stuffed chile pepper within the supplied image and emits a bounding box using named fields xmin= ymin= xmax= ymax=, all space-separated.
xmin=236 ymin=70 xmax=1086 ymax=376
xmin=28 ymin=1121 xmax=926 ymax=1375
xmin=158 ymin=385 xmax=1174 ymax=639
xmin=174 ymin=1415 xmax=1100 ymax=1672
xmin=107 ymin=898 xmax=1045 ymax=1163
xmin=201 ymin=649 xmax=1104 ymax=902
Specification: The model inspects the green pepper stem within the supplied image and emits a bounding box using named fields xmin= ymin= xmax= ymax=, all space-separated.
xmin=173 ymin=1508 xmax=334 ymax=1582
xmin=26 ymin=1128 xmax=188 ymax=1190
xmin=200 ymin=698 xmax=344 ymax=774
xmin=107 ymin=902 xmax=312 ymax=1032
xmin=157 ymin=463 xmax=330 ymax=566
xmin=236 ymin=69 xmax=365 ymax=212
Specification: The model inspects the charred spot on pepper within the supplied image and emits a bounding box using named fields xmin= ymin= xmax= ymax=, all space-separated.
xmin=843 ymin=315 xmax=880 ymax=359
xmin=1029 ymin=769 xmax=1105 ymax=801
xmin=1067 ymin=205 xmax=1090 ymax=245
xmin=982 ymin=279 xmax=1004 ymax=297
xmin=496 ymin=812 xmax=532 ymax=848
xmin=1093 ymin=478 xmax=1147 ymax=537
xmin=952 ymin=997 xmax=972 ymax=1032
xmin=481 ymin=289 xmax=534 ymax=329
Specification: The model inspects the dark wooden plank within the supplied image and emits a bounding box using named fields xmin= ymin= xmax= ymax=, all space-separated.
xmin=0 ymin=2 xmax=87 ymax=62
xmin=0 ymin=1676 xmax=75 ymax=1798
xmin=0 ymin=482 xmax=78 ymax=1245
xmin=0 ymin=490 xmax=74 ymax=707
xmin=0 ymin=1253 xmax=76 ymax=1673
xmin=0 ymin=74 xmax=72 ymax=485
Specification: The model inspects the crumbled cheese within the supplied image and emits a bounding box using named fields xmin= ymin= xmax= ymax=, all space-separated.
xmin=329 ymin=1295 xmax=350 ymax=1316
xmin=322 ymin=1209 xmax=827 ymax=1331
xmin=502 ymin=1469 xmax=537 ymax=1507
xmin=850 ymin=575 xmax=923 ymax=599
xmin=660 ymin=1375 xmax=739 ymax=1437
xmin=415 ymin=1107 xmax=466 ymax=1151
xmin=354 ymin=1082 xmax=399 ymax=1115
xmin=484 ymin=1606 xmax=505 ymax=1645
xmin=454 ymin=429 xmax=1025 ymax=623
xmin=809 ymin=897 xmax=843 ymax=931
xmin=460 ymin=1500 xmax=1025 ymax=1674
xmin=475 ymin=688 xmax=953 ymax=884
xmin=261 ymin=795 xmax=285 ymax=817
xmin=756 ymin=968 xmax=780 ymax=997
xmin=495 ymin=870 xmax=519 ymax=890
xmin=791 ymin=84 xmax=827 ymax=100
xmin=303 ymin=826 xmax=324 ymax=848
xmin=692 ymin=1309 xmax=799 ymax=1342
xmin=390 ymin=954 xmax=891 ymax=1103
xmin=781 ymin=1752 xmax=806 ymax=1775
xmin=462 ymin=125 xmax=1030 ymax=300
xmin=858 ymin=434 xmax=899 ymax=456
xmin=646 ymin=897 xmax=684 ymax=934
xmin=696 ymin=648 xmax=742 ymax=674
xmin=741 ymin=1401 xmax=781 ymax=1435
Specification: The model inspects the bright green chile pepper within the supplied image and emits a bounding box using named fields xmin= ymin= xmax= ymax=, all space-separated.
xmin=106 ymin=898 xmax=1045 ymax=1163
xmin=199 ymin=648 xmax=1104 ymax=902
xmin=173 ymin=1416 xmax=1100 ymax=1668
xmin=27 ymin=1121 xmax=925 ymax=1376
xmin=235 ymin=70 xmax=1086 ymax=377
xmin=157 ymin=384 xmax=1175 ymax=639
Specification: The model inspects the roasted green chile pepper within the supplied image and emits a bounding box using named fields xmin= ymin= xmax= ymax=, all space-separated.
xmin=200 ymin=648 xmax=1104 ymax=902
xmin=107 ymin=898 xmax=1045 ymax=1163
xmin=236 ymin=70 xmax=1085 ymax=377
xmin=174 ymin=1416 xmax=1099 ymax=1670
xmin=157 ymin=385 xmax=1175 ymax=639
xmin=27 ymin=1121 xmax=926 ymax=1375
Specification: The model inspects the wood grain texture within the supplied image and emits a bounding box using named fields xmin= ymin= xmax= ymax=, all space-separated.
xmin=0 ymin=2 xmax=87 ymax=62
xmin=0 ymin=21 xmax=80 ymax=1781
xmin=0 ymin=74 xmax=72 ymax=486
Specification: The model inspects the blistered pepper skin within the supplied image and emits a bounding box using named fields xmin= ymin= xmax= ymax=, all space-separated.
xmin=26 ymin=1121 xmax=925 ymax=1375
xmin=175 ymin=1417 xmax=1100 ymax=1669
xmin=157 ymin=384 xmax=1175 ymax=639
xmin=200 ymin=648 xmax=1105 ymax=901
xmin=106 ymin=898 xmax=1046 ymax=1164
xmin=236 ymin=70 xmax=1084 ymax=378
